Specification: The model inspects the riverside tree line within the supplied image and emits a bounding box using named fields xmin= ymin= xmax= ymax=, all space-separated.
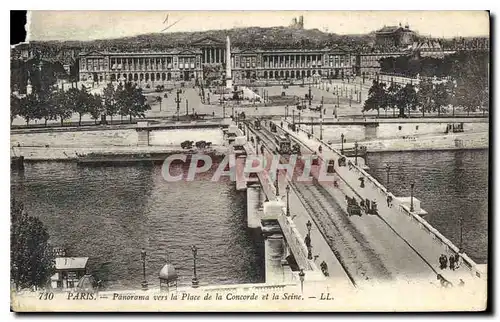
xmin=363 ymin=77 xmax=489 ymax=118
xmin=10 ymin=82 xmax=151 ymax=126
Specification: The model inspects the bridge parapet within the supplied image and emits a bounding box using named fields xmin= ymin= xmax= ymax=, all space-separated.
xmin=280 ymin=121 xmax=485 ymax=282
xmin=242 ymin=135 xmax=322 ymax=277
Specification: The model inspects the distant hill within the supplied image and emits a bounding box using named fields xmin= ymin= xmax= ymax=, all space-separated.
xmin=28 ymin=26 xmax=375 ymax=53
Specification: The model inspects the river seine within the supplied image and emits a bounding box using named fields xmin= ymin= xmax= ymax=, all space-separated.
xmin=366 ymin=149 xmax=488 ymax=264
xmin=11 ymin=149 xmax=488 ymax=290
xmin=11 ymin=162 xmax=265 ymax=290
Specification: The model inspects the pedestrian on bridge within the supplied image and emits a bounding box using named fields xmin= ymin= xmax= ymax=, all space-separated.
xmin=449 ymin=255 xmax=456 ymax=271
xmin=439 ymin=254 xmax=448 ymax=270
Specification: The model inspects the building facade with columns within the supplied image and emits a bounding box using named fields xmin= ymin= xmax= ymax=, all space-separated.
xmin=78 ymin=37 xmax=356 ymax=85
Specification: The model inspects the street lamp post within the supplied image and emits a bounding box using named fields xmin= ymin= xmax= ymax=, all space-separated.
xmin=275 ymin=170 xmax=280 ymax=197
xmin=310 ymin=117 xmax=314 ymax=135
xmin=223 ymin=103 xmax=226 ymax=118
xmin=410 ymin=182 xmax=415 ymax=212
xmin=298 ymin=112 xmax=301 ymax=129
xmin=175 ymin=89 xmax=182 ymax=121
xmin=341 ymin=133 xmax=344 ymax=155
xmin=306 ymin=220 xmax=312 ymax=260
xmin=292 ymin=109 xmax=295 ymax=126
xmin=298 ymin=269 xmax=305 ymax=294
xmin=285 ymin=105 xmax=288 ymax=120
xmin=320 ymin=119 xmax=323 ymax=141
xmin=191 ymin=245 xmax=199 ymax=288
xmin=140 ymin=249 xmax=148 ymax=290
xmin=354 ymin=141 xmax=359 ymax=166
xmin=286 ymin=185 xmax=290 ymax=217
xmin=185 ymin=99 xmax=189 ymax=116
xmin=385 ymin=163 xmax=391 ymax=185
xmin=459 ymin=215 xmax=463 ymax=253
xmin=308 ymin=85 xmax=312 ymax=106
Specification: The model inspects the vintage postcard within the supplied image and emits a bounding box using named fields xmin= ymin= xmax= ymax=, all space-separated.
xmin=10 ymin=10 xmax=489 ymax=312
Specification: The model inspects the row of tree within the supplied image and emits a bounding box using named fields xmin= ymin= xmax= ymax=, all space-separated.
xmin=11 ymin=82 xmax=151 ymax=126
xmin=363 ymin=77 xmax=488 ymax=117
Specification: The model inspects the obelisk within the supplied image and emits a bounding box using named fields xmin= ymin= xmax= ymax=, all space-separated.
xmin=226 ymin=36 xmax=233 ymax=89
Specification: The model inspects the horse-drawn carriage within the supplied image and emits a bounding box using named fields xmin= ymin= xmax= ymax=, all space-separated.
xmin=195 ymin=141 xmax=212 ymax=149
xmin=346 ymin=196 xmax=362 ymax=217
xmin=291 ymin=142 xmax=301 ymax=155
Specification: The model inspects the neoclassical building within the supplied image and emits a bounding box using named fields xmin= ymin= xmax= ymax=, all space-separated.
xmin=78 ymin=37 xmax=356 ymax=85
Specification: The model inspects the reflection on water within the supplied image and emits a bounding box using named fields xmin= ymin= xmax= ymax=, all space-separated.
xmin=11 ymin=162 xmax=264 ymax=290
xmin=366 ymin=149 xmax=488 ymax=264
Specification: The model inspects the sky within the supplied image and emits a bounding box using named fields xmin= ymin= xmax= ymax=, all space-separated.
xmin=27 ymin=11 xmax=490 ymax=42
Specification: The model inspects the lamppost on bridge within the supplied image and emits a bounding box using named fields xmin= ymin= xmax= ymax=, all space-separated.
xmin=285 ymin=105 xmax=289 ymax=120
xmin=292 ymin=109 xmax=295 ymax=127
xmin=306 ymin=220 xmax=312 ymax=260
xmin=285 ymin=185 xmax=291 ymax=217
xmin=320 ymin=119 xmax=323 ymax=141
xmin=275 ymin=170 xmax=280 ymax=197
xmin=385 ymin=163 xmax=391 ymax=185
xmin=191 ymin=245 xmax=199 ymax=288
xmin=298 ymin=269 xmax=305 ymax=294
xmin=458 ymin=215 xmax=464 ymax=253
xmin=340 ymin=133 xmax=345 ymax=155
xmin=354 ymin=141 xmax=359 ymax=166
xmin=410 ymin=181 xmax=415 ymax=212
xmin=140 ymin=248 xmax=148 ymax=290
xmin=298 ymin=112 xmax=301 ymax=129
xmin=310 ymin=117 xmax=314 ymax=135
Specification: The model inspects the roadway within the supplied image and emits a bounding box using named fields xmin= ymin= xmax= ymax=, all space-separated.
xmin=276 ymin=120 xmax=480 ymax=287
xmin=248 ymin=120 xmax=456 ymax=287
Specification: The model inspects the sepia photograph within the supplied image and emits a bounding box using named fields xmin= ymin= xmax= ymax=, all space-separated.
xmin=9 ymin=10 xmax=490 ymax=312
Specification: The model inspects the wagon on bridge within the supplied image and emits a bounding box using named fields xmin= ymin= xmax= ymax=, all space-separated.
xmin=181 ymin=140 xmax=194 ymax=149
xmin=346 ymin=196 xmax=362 ymax=217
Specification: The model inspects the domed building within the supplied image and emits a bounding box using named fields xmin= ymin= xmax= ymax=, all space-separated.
xmin=159 ymin=262 xmax=178 ymax=292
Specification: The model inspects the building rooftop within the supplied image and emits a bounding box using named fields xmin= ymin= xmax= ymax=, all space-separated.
xmin=55 ymin=257 xmax=89 ymax=270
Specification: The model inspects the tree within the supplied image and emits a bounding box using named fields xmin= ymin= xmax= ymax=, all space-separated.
xmin=433 ymin=83 xmax=450 ymax=117
xmin=11 ymin=94 xmax=21 ymax=125
xmin=102 ymin=83 xmax=118 ymax=124
xmin=11 ymin=197 xmax=55 ymax=290
xmin=116 ymin=82 xmax=151 ymax=123
xmin=37 ymin=94 xmax=57 ymax=127
xmin=89 ymin=94 xmax=104 ymax=125
xmin=70 ymin=86 xmax=92 ymax=126
xmin=52 ymin=90 xmax=72 ymax=127
xmin=386 ymin=82 xmax=401 ymax=117
xmin=363 ymin=80 xmax=387 ymax=117
xmin=417 ymin=78 xmax=434 ymax=117
xmin=19 ymin=94 xmax=39 ymax=126
xmin=396 ymin=84 xmax=418 ymax=117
